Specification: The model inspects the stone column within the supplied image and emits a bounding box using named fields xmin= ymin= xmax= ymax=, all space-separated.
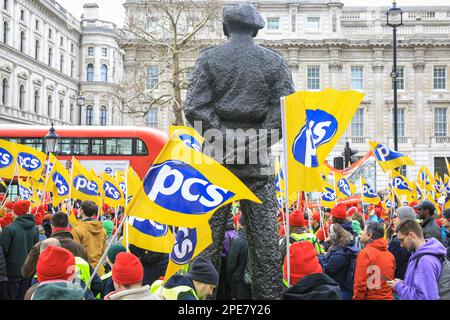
xmin=414 ymin=62 xmax=426 ymax=144
xmin=328 ymin=61 xmax=342 ymax=90
xmin=372 ymin=63 xmax=384 ymax=141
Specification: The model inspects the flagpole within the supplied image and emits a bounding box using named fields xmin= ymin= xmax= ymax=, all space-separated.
xmin=305 ymin=193 xmax=312 ymax=232
xmin=315 ymin=189 xmax=326 ymax=238
xmin=280 ymin=96 xmax=291 ymax=287
xmin=1 ymin=163 xmax=17 ymax=207
xmin=67 ymin=157 xmax=74 ymax=216
xmin=333 ymin=172 xmax=338 ymax=206
xmin=360 ymin=176 xmax=365 ymax=217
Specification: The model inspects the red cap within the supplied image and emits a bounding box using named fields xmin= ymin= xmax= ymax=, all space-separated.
xmin=312 ymin=212 xmax=321 ymax=223
xmin=0 ymin=213 xmax=14 ymax=228
xmin=13 ymin=200 xmax=30 ymax=216
xmin=346 ymin=207 xmax=358 ymax=217
xmin=331 ymin=204 xmax=347 ymax=220
xmin=112 ymin=252 xmax=144 ymax=285
xmin=283 ymin=241 xmax=322 ymax=285
xmin=233 ymin=214 xmax=241 ymax=226
xmin=289 ymin=209 xmax=306 ymax=227
xmin=37 ymin=246 xmax=75 ymax=283
xmin=3 ymin=202 xmax=14 ymax=211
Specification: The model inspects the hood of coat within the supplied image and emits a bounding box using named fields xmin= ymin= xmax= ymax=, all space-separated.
xmin=14 ymin=214 xmax=36 ymax=230
xmin=411 ymin=237 xmax=447 ymax=260
xmin=107 ymin=285 xmax=158 ymax=300
xmin=282 ymin=273 xmax=341 ymax=300
xmin=365 ymin=238 xmax=389 ymax=252
xmin=76 ymin=220 xmax=105 ymax=235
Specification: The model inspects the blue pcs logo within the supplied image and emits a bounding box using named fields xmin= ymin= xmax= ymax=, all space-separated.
xmin=170 ymin=227 xmax=197 ymax=265
xmin=373 ymin=144 xmax=403 ymax=162
xmin=128 ymin=217 xmax=168 ymax=237
xmin=73 ymin=175 xmax=98 ymax=196
xmin=363 ymin=184 xmax=377 ymax=198
xmin=19 ymin=186 xmax=31 ymax=200
xmin=392 ymin=176 xmax=411 ymax=191
xmin=119 ymin=182 xmax=126 ymax=194
xmin=293 ymin=109 xmax=338 ymax=168
xmin=18 ymin=152 xmax=42 ymax=171
xmin=179 ymin=134 xmax=202 ymax=152
xmin=322 ymin=187 xmax=336 ymax=202
xmin=52 ymin=172 xmax=69 ymax=196
xmin=143 ymin=160 xmax=234 ymax=214
xmin=103 ymin=181 xmax=121 ymax=200
xmin=0 ymin=147 xmax=14 ymax=169
xmin=338 ymin=179 xmax=352 ymax=196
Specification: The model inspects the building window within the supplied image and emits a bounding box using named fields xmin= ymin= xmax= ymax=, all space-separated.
xmin=35 ymin=40 xmax=39 ymax=60
xmin=71 ymin=60 xmax=75 ymax=78
xmin=100 ymin=106 xmax=107 ymax=125
xmin=146 ymin=66 xmax=159 ymax=89
xmin=60 ymin=37 xmax=64 ymax=47
xmin=20 ymin=10 xmax=24 ymax=21
xmin=19 ymin=85 xmax=25 ymax=110
xmin=70 ymin=43 xmax=74 ymax=53
xmin=34 ymin=90 xmax=39 ymax=113
xmin=1 ymin=78 xmax=7 ymax=105
xmin=145 ymin=108 xmax=158 ymax=128
xmin=3 ymin=0 xmax=7 ymax=11
xmin=350 ymin=66 xmax=364 ymax=90
xmin=87 ymin=64 xmax=94 ymax=82
xmin=101 ymin=64 xmax=108 ymax=82
xmin=3 ymin=21 xmax=7 ymax=44
xmin=47 ymin=95 xmax=52 ymax=116
xmin=20 ymin=31 xmax=25 ymax=52
xmin=307 ymin=17 xmax=320 ymax=32
xmin=60 ymin=55 xmax=64 ymax=73
xmin=307 ymin=66 xmax=320 ymax=90
xmin=102 ymin=48 xmax=107 ymax=57
xmin=88 ymin=47 xmax=94 ymax=56
xmin=86 ymin=106 xmax=93 ymax=125
xmin=396 ymin=66 xmax=405 ymax=90
xmin=435 ymin=108 xmax=448 ymax=137
xmin=397 ymin=108 xmax=405 ymax=137
xmin=48 ymin=29 xmax=52 ymax=39
xmin=48 ymin=48 xmax=53 ymax=66
xmin=267 ymin=18 xmax=280 ymax=30
xmin=147 ymin=18 xmax=158 ymax=32
xmin=70 ymin=104 xmax=74 ymax=123
xmin=59 ymin=100 xmax=64 ymax=120
xmin=351 ymin=108 xmax=364 ymax=137
xmin=434 ymin=66 xmax=447 ymax=90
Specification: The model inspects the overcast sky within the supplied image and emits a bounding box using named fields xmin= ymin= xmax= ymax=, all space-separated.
xmin=56 ymin=0 xmax=450 ymax=27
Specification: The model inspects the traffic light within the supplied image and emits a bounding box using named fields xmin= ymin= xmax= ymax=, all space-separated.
xmin=342 ymin=141 xmax=359 ymax=168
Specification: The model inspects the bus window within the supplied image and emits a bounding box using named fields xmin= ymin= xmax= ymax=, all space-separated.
xmin=91 ymin=139 xmax=105 ymax=155
xmin=117 ymin=139 xmax=132 ymax=155
xmin=73 ymin=139 xmax=89 ymax=155
xmin=136 ymin=138 xmax=148 ymax=156
xmin=23 ymin=138 xmax=44 ymax=151
xmin=57 ymin=138 xmax=72 ymax=155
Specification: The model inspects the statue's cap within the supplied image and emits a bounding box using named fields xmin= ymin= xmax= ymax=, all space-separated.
xmin=223 ymin=4 xmax=265 ymax=31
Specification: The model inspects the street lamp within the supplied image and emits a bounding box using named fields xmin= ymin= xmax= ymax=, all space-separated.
xmin=44 ymin=122 xmax=60 ymax=154
xmin=387 ymin=1 xmax=403 ymax=152
xmin=76 ymin=95 xmax=85 ymax=125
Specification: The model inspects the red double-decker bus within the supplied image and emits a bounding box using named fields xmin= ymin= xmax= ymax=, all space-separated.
xmin=0 ymin=125 xmax=167 ymax=179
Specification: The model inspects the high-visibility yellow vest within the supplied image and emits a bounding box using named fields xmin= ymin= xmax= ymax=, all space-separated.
xmin=290 ymin=232 xmax=324 ymax=254
xmin=74 ymin=257 xmax=91 ymax=288
xmin=150 ymin=280 xmax=199 ymax=300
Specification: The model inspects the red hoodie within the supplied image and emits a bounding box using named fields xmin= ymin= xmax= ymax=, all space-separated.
xmin=353 ymin=238 xmax=395 ymax=300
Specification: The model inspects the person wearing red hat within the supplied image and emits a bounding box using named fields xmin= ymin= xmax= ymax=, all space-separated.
xmin=105 ymin=252 xmax=158 ymax=300
xmin=283 ymin=241 xmax=323 ymax=286
xmin=0 ymin=200 xmax=39 ymax=300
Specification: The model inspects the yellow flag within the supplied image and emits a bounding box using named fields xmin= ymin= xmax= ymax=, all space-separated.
xmin=126 ymin=131 xmax=261 ymax=228
xmin=390 ymin=170 xmax=416 ymax=202
xmin=445 ymin=157 xmax=450 ymax=175
xmin=163 ymin=223 xmax=212 ymax=283
xmin=169 ymin=126 xmax=204 ymax=152
xmin=274 ymin=157 xmax=296 ymax=209
xmin=284 ymin=89 xmax=364 ymax=193
xmin=101 ymin=172 xmax=124 ymax=208
xmin=368 ymin=141 xmax=415 ymax=173
xmin=417 ymin=166 xmax=435 ymax=192
xmin=0 ymin=177 xmax=6 ymax=189
xmin=123 ymin=217 xmax=174 ymax=253
xmin=15 ymin=143 xmax=47 ymax=180
xmin=18 ymin=178 xmax=33 ymax=202
xmin=29 ymin=177 xmax=45 ymax=206
xmin=0 ymin=139 xmax=18 ymax=179
xmin=46 ymin=154 xmax=71 ymax=207
xmin=70 ymin=157 xmax=101 ymax=206
xmin=426 ymin=192 xmax=442 ymax=216
xmin=361 ymin=177 xmax=381 ymax=205
xmin=334 ymin=173 xmax=356 ymax=199
xmin=321 ymin=182 xmax=337 ymax=209
xmin=126 ymin=166 xmax=141 ymax=206
xmin=412 ymin=181 xmax=424 ymax=202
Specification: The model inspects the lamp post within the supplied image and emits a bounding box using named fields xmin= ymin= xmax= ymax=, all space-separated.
xmin=387 ymin=1 xmax=403 ymax=151
xmin=44 ymin=122 xmax=60 ymax=154
xmin=76 ymin=95 xmax=85 ymax=126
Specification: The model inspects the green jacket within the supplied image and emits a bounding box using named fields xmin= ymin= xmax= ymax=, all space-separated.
xmin=0 ymin=215 xmax=39 ymax=277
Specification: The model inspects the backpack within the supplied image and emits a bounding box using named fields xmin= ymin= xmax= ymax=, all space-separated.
xmin=342 ymin=246 xmax=359 ymax=292
xmin=414 ymin=253 xmax=450 ymax=300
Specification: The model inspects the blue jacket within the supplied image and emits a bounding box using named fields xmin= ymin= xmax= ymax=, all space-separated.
xmin=388 ymin=235 xmax=411 ymax=280
xmin=320 ymin=241 xmax=359 ymax=292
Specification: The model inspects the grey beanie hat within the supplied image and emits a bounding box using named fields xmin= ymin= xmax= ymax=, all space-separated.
xmin=396 ymin=206 xmax=416 ymax=221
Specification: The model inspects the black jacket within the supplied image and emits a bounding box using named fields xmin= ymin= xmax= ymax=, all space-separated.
xmin=421 ymin=217 xmax=442 ymax=243
xmin=226 ymin=228 xmax=248 ymax=284
xmin=0 ymin=246 xmax=6 ymax=283
xmin=388 ymin=235 xmax=411 ymax=279
xmin=0 ymin=215 xmax=39 ymax=277
xmin=282 ymin=273 xmax=342 ymax=300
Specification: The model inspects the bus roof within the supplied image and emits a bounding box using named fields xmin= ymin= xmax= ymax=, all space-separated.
xmin=0 ymin=125 xmax=168 ymax=140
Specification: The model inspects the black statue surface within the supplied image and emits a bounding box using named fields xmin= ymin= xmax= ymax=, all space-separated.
xmin=185 ymin=4 xmax=294 ymax=300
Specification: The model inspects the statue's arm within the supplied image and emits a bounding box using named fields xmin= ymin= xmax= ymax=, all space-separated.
xmin=184 ymin=50 xmax=219 ymax=130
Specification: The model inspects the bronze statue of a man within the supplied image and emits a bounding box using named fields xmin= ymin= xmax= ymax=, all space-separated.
xmin=185 ymin=4 xmax=294 ymax=299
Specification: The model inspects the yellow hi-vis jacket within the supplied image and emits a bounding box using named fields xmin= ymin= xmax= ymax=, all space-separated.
xmin=150 ymin=280 xmax=199 ymax=300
